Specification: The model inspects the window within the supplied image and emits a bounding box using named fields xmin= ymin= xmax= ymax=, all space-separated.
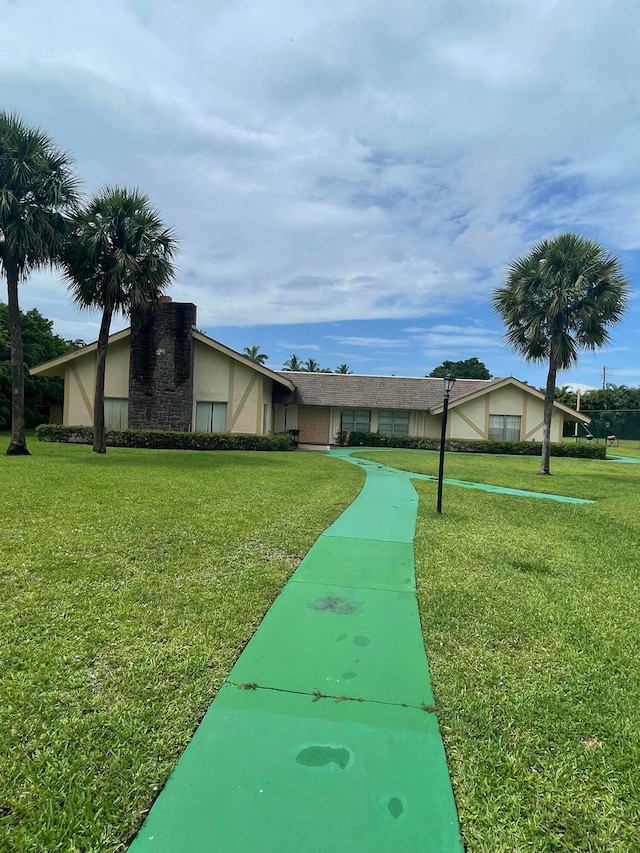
xmin=196 ymin=401 xmax=228 ymax=433
xmin=489 ymin=414 xmax=521 ymax=441
xmin=378 ymin=409 xmax=410 ymax=436
xmin=341 ymin=408 xmax=371 ymax=433
xmin=104 ymin=398 xmax=128 ymax=430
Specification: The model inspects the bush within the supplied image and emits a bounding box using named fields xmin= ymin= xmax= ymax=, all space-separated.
xmin=36 ymin=425 xmax=295 ymax=451
xmin=346 ymin=432 xmax=606 ymax=459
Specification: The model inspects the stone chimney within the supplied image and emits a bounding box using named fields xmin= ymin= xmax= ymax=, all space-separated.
xmin=128 ymin=301 xmax=197 ymax=431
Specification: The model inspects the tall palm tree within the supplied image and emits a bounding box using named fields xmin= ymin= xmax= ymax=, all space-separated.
xmin=282 ymin=354 xmax=303 ymax=371
xmin=335 ymin=364 xmax=352 ymax=374
xmin=493 ymin=233 xmax=628 ymax=474
xmin=0 ymin=112 xmax=79 ymax=455
xmin=63 ymin=187 xmax=178 ymax=453
xmin=303 ymin=358 xmax=322 ymax=372
xmin=242 ymin=345 xmax=268 ymax=365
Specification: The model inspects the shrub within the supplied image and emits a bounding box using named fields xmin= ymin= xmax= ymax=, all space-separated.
xmin=36 ymin=425 xmax=295 ymax=451
xmin=346 ymin=432 xmax=606 ymax=459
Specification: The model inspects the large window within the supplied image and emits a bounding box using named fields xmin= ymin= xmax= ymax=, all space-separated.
xmin=196 ymin=401 xmax=228 ymax=433
xmin=341 ymin=408 xmax=371 ymax=433
xmin=378 ymin=409 xmax=410 ymax=436
xmin=104 ymin=398 xmax=128 ymax=430
xmin=489 ymin=414 xmax=521 ymax=441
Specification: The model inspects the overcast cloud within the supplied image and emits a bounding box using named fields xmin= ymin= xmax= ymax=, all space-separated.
xmin=1 ymin=0 xmax=639 ymax=382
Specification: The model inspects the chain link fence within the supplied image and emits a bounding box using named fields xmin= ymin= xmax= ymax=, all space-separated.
xmin=564 ymin=410 xmax=640 ymax=441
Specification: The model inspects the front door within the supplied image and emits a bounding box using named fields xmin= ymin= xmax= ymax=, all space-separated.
xmin=297 ymin=406 xmax=331 ymax=444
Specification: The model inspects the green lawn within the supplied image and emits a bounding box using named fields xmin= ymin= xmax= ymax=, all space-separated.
xmin=609 ymin=439 xmax=640 ymax=458
xmin=5 ymin=440 xmax=640 ymax=852
xmin=0 ymin=439 xmax=363 ymax=852
xmin=355 ymin=449 xmax=640 ymax=852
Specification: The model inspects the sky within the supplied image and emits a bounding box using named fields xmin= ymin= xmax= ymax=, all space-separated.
xmin=2 ymin=0 xmax=640 ymax=389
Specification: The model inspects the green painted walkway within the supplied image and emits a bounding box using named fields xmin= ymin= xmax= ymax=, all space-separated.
xmin=130 ymin=451 xmax=463 ymax=852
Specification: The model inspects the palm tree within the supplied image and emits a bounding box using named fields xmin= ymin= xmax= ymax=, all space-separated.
xmin=243 ymin=345 xmax=268 ymax=365
xmin=335 ymin=364 xmax=352 ymax=374
xmin=303 ymin=358 xmax=322 ymax=372
xmin=63 ymin=187 xmax=178 ymax=453
xmin=282 ymin=354 xmax=303 ymax=371
xmin=0 ymin=112 xmax=79 ymax=455
xmin=493 ymin=233 xmax=628 ymax=474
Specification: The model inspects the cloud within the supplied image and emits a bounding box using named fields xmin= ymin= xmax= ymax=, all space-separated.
xmin=407 ymin=323 xmax=502 ymax=355
xmin=1 ymin=0 xmax=639 ymax=341
xmin=276 ymin=340 xmax=320 ymax=351
xmin=326 ymin=335 xmax=410 ymax=348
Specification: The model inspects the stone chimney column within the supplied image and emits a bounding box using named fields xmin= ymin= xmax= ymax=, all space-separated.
xmin=128 ymin=301 xmax=197 ymax=431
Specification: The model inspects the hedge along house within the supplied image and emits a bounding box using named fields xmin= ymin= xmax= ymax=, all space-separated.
xmin=31 ymin=299 xmax=589 ymax=443
xmin=271 ymin=372 xmax=590 ymax=445
xmin=30 ymin=300 xmax=294 ymax=435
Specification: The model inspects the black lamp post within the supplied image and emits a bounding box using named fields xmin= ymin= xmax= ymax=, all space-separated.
xmin=436 ymin=374 xmax=456 ymax=514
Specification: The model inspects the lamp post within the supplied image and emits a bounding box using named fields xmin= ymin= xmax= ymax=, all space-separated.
xmin=436 ymin=374 xmax=456 ymax=514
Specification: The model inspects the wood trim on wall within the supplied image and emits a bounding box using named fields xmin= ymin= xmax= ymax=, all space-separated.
xmin=63 ymin=369 xmax=70 ymax=424
xmin=455 ymin=408 xmax=485 ymax=438
xmin=228 ymin=372 xmax=258 ymax=431
xmin=256 ymin=379 xmax=263 ymax=434
xmin=522 ymin=395 xmax=528 ymax=436
xmin=227 ymin=362 xmax=235 ymax=424
xmin=70 ymin=362 xmax=93 ymax=421
xmin=484 ymin=396 xmax=490 ymax=438
xmin=525 ymin=419 xmax=544 ymax=439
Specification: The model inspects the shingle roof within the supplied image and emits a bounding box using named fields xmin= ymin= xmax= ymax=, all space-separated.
xmin=277 ymin=372 xmax=496 ymax=411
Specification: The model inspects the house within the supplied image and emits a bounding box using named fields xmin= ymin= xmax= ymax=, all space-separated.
xmin=31 ymin=299 xmax=589 ymax=444
xmin=31 ymin=300 xmax=294 ymax=436
xmin=272 ymin=372 xmax=587 ymax=444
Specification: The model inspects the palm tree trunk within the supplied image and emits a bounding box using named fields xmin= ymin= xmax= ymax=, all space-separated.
xmin=539 ymin=361 xmax=557 ymax=475
xmin=93 ymin=303 xmax=113 ymax=454
xmin=6 ymin=261 xmax=29 ymax=456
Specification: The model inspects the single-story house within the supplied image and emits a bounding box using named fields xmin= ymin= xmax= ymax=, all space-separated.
xmin=31 ymin=299 xmax=589 ymax=444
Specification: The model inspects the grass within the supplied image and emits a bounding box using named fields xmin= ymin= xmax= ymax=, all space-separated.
xmin=608 ymin=438 xmax=640 ymax=458
xmin=0 ymin=438 xmax=363 ymax=852
xmin=354 ymin=449 xmax=640 ymax=852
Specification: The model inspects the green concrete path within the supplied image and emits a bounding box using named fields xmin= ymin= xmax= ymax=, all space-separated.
xmin=607 ymin=454 xmax=640 ymax=464
xmin=130 ymin=451 xmax=464 ymax=852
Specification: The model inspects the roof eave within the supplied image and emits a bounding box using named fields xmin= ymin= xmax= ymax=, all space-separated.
xmin=192 ymin=331 xmax=294 ymax=389
xmin=29 ymin=329 xmax=131 ymax=376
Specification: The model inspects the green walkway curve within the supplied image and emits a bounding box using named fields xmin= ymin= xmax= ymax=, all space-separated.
xmin=130 ymin=451 xmax=464 ymax=852
xmin=129 ymin=450 xmax=590 ymax=851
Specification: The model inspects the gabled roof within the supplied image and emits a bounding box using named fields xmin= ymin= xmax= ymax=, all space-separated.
xmin=276 ymin=372 xmax=493 ymax=411
xmin=192 ymin=331 xmax=294 ymax=389
xmin=430 ymin=375 xmax=591 ymax=422
xmin=30 ymin=328 xmax=295 ymax=390
xmin=277 ymin=371 xmax=589 ymax=422
xmin=29 ymin=329 xmax=131 ymax=376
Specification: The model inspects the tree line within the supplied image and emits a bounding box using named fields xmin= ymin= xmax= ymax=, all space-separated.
xmin=554 ymin=384 xmax=640 ymax=412
xmin=242 ymin=346 xmax=352 ymax=373
xmin=0 ymin=303 xmax=84 ymax=430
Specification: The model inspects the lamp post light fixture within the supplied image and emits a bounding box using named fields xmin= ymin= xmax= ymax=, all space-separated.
xmin=436 ymin=374 xmax=456 ymax=514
